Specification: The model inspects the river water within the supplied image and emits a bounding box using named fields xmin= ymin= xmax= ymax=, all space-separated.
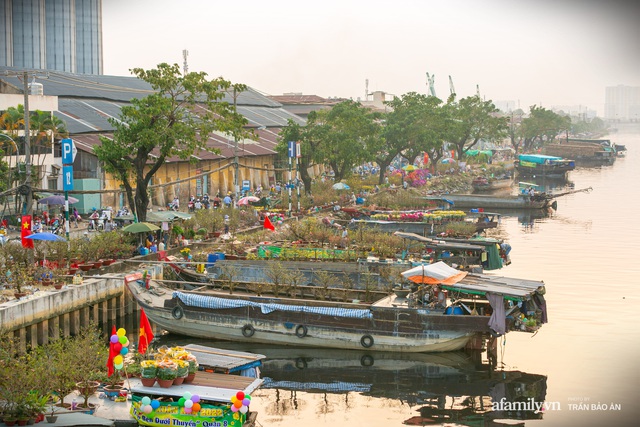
xmin=153 ymin=123 xmax=640 ymax=427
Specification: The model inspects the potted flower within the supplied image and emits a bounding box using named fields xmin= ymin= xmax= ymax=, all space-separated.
xmin=140 ymin=360 xmax=158 ymax=387
xmin=185 ymin=355 xmax=199 ymax=383
xmin=180 ymin=247 xmax=191 ymax=261
xmin=156 ymin=360 xmax=177 ymax=388
xmin=173 ymin=359 xmax=189 ymax=385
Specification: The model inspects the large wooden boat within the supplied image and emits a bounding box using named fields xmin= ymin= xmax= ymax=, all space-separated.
xmin=514 ymin=154 xmax=575 ymax=178
xmin=126 ymin=262 xmax=548 ymax=353
xmin=424 ymin=194 xmax=552 ymax=210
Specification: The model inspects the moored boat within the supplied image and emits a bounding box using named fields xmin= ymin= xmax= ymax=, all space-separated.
xmin=515 ymin=154 xmax=575 ymax=178
xmin=424 ymin=194 xmax=552 ymax=210
xmin=472 ymin=175 xmax=513 ymax=192
xmin=126 ymin=262 xmax=548 ymax=353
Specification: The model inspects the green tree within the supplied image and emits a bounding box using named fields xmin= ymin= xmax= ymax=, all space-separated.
xmin=94 ymin=63 xmax=249 ymax=222
xmin=277 ymin=119 xmax=316 ymax=194
xmin=447 ymin=95 xmax=508 ymax=159
xmin=520 ymin=105 xmax=570 ymax=152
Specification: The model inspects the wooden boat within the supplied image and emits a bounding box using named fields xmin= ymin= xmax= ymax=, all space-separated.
xmin=128 ymin=343 xmax=264 ymax=427
xmin=514 ymin=154 xmax=575 ymax=178
xmin=425 ymin=194 xmax=552 ymax=210
xmin=471 ymin=176 xmax=513 ymax=192
xmin=125 ymin=262 xmax=548 ymax=353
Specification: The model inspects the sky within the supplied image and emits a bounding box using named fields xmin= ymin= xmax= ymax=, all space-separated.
xmin=102 ymin=0 xmax=640 ymax=115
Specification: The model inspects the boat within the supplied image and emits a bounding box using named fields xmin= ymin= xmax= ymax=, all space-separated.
xmin=471 ymin=175 xmax=513 ymax=192
xmin=514 ymin=154 xmax=575 ymax=178
xmin=128 ymin=343 xmax=264 ymax=427
xmin=424 ymin=194 xmax=553 ymax=210
xmin=543 ymin=138 xmax=617 ymax=166
xmin=349 ymin=209 xmax=498 ymax=234
xmin=125 ymin=262 xmax=548 ymax=353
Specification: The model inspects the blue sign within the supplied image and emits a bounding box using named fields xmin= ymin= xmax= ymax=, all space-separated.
xmin=62 ymin=138 xmax=76 ymax=165
xmin=287 ymin=141 xmax=296 ymax=158
xmin=63 ymin=166 xmax=74 ymax=191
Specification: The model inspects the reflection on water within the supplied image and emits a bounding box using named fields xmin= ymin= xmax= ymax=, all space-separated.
xmin=154 ymin=335 xmax=547 ymax=426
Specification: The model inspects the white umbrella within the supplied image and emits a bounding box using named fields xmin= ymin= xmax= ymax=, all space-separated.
xmin=401 ymin=261 xmax=467 ymax=285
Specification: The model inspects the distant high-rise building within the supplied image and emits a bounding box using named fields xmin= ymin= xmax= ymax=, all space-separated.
xmin=0 ymin=0 xmax=103 ymax=74
xmin=605 ymin=85 xmax=640 ymax=122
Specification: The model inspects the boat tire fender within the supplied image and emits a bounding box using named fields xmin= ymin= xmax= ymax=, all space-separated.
xmin=295 ymin=358 xmax=307 ymax=369
xmin=360 ymin=334 xmax=374 ymax=348
xmin=241 ymin=324 xmax=255 ymax=338
xmin=360 ymin=355 xmax=374 ymax=367
xmin=295 ymin=325 xmax=308 ymax=338
xmin=171 ymin=306 xmax=184 ymax=320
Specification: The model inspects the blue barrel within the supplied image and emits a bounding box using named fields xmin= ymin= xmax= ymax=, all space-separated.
xmin=444 ymin=306 xmax=464 ymax=315
xmin=207 ymin=253 xmax=218 ymax=268
xmin=215 ymin=252 xmax=225 ymax=260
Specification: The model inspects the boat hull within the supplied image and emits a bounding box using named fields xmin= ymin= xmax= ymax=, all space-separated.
xmin=427 ymin=194 xmax=548 ymax=210
xmin=127 ymin=284 xmax=480 ymax=353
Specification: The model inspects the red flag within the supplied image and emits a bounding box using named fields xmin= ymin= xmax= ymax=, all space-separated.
xmin=21 ymin=215 xmax=33 ymax=249
xmin=107 ymin=325 xmax=117 ymax=377
xmin=138 ymin=308 xmax=155 ymax=355
xmin=263 ymin=215 xmax=275 ymax=231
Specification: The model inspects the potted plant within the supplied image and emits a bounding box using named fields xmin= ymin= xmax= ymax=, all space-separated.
xmin=173 ymin=359 xmax=189 ymax=385
xmin=156 ymin=360 xmax=177 ymax=388
xmin=184 ymin=355 xmax=199 ymax=383
xmin=139 ymin=360 xmax=158 ymax=387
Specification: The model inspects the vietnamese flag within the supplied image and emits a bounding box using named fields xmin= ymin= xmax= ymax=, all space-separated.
xmin=263 ymin=215 xmax=275 ymax=231
xmin=21 ymin=215 xmax=33 ymax=249
xmin=138 ymin=308 xmax=155 ymax=355
xmin=106 ymin=325 xmax=117 ymax=377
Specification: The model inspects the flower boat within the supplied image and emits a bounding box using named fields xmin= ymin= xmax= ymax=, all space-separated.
xmin=129 ymin=343 xmax=264 ymax=427
xmin=126 ymin=262 xmax=548 ymax=353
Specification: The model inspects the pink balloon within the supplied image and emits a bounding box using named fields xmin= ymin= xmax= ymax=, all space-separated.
xmin=143 ymin=405 xmax=152 ymax=414
xmin=231 ymin=405 xmax=238 ymax=413
xmin=184 ymin=407 xmax=192 ymax=414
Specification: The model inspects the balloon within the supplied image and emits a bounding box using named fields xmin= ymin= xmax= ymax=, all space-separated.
xmin=113 ymin=343 xmax=122 ymax=352
xmin=113 ymin=355 xmax=123 ymax=365
xmin=242 ymin=398 xmax=251 ymax=406
xmin=184 ymin=407 xmax=192 ymax=414
xmin=118 ymin=335 xmax=127 ymax=345
xmin=141 ymin=397 xmax=151 ymax=406
xmin=234 ymin=400 xmax=242 ymax=409
xmin=151 ymin=400 xmax=160 ymax=410
xmin=240 ymin=406 xmax=248 ymax=414
xmin=120 ymin=347 xmax=129 ymax=356
xmin=236 ymin=391 xmax=245 ymax=400
xmin=184 ymin=400 xmax=193 ymax=409
xmin=231 ymin=405 xmax=238 ymax=413
xmin=114 ymin=362 xmax=124 ymax=370
xmin=178 ymin=398 xmax=186 ymax=406
xmin=191 ymin=395 xmax=200 ymax=403
xmin=230 ymin=396 xmax=237 ymax=404
xmin=123 ymin=339 xmax=130 ymax=347
xmin=245 ymin=394 xmax=251 ymax=401
xmin=110 ymin=335 xmax=119 ymax=344
xmin=182 ymin=392 xmax=192 ymax=400
xmin=192 ymin=403 xmax=201 ymax=412
xmin=117 ymin=328 xmax=126 ymax=337
xmin=143 ymin=405 xmax=152 ymax=414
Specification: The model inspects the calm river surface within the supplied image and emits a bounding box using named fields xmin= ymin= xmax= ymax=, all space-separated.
xmin=155 ymin=123 xmax=640 ymax=427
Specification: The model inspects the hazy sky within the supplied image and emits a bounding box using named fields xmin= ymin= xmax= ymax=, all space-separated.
xmin=103 ymin=0 xmax=639 ymax=115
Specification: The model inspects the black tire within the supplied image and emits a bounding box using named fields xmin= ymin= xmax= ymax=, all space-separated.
xmin=171 ymin=306 xmax=184 ymax=320
xmin=241 ymin=324 xmax=255 ymax=338
xmin=295 ymin=325 xmax=308 ymax=338
xmin=295 ymin=358 xmax=308 ymax=369
xmin=360 ymin=334 xmax=374 ymax=348
xmin=360 ymin=355 xmax=374 ymax=367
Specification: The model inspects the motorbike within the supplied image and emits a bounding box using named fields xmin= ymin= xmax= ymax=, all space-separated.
xmin=188 ymin=201 xmax=195 ymax=213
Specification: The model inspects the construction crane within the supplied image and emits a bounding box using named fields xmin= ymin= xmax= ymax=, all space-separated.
xmin=448 ymin=75 xmax=456 ymax=97
xmin=426 ymin=72 xmax=436 ymax=97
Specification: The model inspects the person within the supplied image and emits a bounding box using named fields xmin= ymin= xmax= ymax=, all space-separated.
xmin=341 ymin=228 xmax=348 ymax=247
xmin=82 ymin=231 xmax=90 ymax=241
xmin=223 ymin=194 xmax=232 ymax=208
xmin=224 ymin=215 xmax=230 ymax=235
xmin=89 ymin=208 xmax=99 ymax=231
xmin=194 ymin=199 xmax=202 ymax=210
xmin=171 ymin=196 xmax=180 ymax=210
xmin=72 ymin=207 xmax=80 ymax=228
xmin=158 ymin=241 xmax=166 ymax=252
xmin=33 ymin=219 xmax=42 ymax=233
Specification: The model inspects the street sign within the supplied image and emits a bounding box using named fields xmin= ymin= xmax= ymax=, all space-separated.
xmin=287 ymin=141 xmax=296 ymax=158
xmin=63 ymin=166 xmax=74 ymax=191
xmin=61 ymin=138 xmax=77 ymax=164
xmin=296 ymin=141 xmax=301 ymax=158
xmin=242 ymin=180 xmax=250 ymax=191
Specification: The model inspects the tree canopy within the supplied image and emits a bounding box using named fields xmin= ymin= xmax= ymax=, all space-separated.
xmin=94 ymin=63 xmax=249 ymax=222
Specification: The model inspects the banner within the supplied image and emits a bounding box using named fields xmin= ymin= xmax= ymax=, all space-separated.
xmin=131 ymin=399 xmax=245 ymax=427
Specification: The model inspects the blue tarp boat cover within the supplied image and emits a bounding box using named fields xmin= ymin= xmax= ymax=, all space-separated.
xmin=518 ymin=154 xmax=562 ymax=164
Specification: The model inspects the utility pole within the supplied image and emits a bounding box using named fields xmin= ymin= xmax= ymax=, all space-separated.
xmin=233 ymin=87 xmax=239 ymax=206
xmin=22 ymin=72 xmax=32 ymax=218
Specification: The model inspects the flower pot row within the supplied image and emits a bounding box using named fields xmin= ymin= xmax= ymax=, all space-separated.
xmin=141 ymin=372 xmax=196 ymax=388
